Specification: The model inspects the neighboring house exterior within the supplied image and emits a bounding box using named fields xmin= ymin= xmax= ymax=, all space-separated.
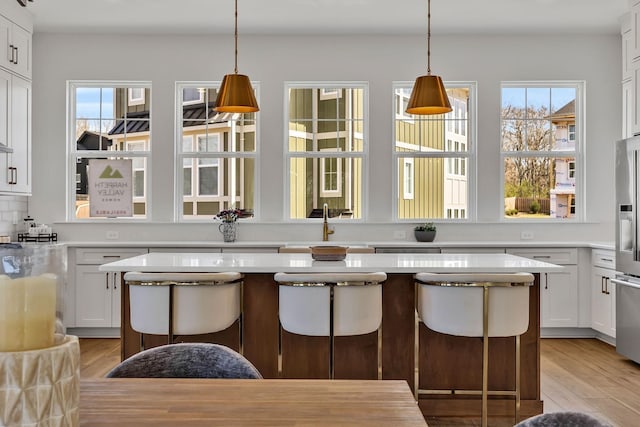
xmin=288 ymin=87 xmax=363 ymax=219
xmin=104 ymin=88 xmax=255 ymax=218
xmin=395 ymin=88 xmax=468 ymax=219
xmin=548 ymin=100 xmax=576 ymax=218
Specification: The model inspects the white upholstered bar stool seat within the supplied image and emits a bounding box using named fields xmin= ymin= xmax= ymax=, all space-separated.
xmin=123 ymin=272 xmax=243 ymax=351
xmin=274 ymin=272 xmax=386 ymax=379
xmin=414 ymin=272 xmax=534 ymax=427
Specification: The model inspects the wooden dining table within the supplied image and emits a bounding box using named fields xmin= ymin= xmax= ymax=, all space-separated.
xmin=80 ymin=378 xmax=428 ymax=426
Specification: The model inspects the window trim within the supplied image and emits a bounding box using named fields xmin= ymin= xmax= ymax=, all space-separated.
xmin=392 ymin=81 xmax=477 ymax=223
xmin=499 ymin=81 xmax=585 ymax=222
xmin=284 ymin=81 xmax=369 ymax=222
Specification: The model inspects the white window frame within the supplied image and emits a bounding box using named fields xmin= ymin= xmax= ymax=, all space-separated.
xmin=392 ymin=81 xmax=477 ymax=223
xmin=182 ymin=87 xmax=205 ymax=105
xmin=128 ymin=87 xmax=145 ymax=106
xmin=319 ymin=148 xmax=342 ymax=198
xmin=284 ymin=82 xmax=368 ymax=222
xmin=67 ymin=80 xmax=152 ymax=222
xmin=175 ymin=81 xmax=260 ymax=221
xmin=499 ymin=81 xmax=584 ymax=222
xmin=403 ymin=158 xmax=414 ymax=200
xmin=195 ymin=134 xmax=222 ymax=197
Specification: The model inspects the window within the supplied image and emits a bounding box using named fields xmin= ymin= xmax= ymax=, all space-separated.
xmin=182 ymin=87 xmax=204 ymax=105
xmin=285 ymin=83 xmax=367 ymax=220
xmin=393 ymin=83 xmax=475 ymax=221
xmin=568 ymin=124 xmax=576 ymax=142
xmin=501 ymin=82 xmax=583 ymax=220
xmin=176 ymin=82 xmax=258 ymax=219
xmin=128 ymin=88 xmax=145 ymax=106
xmin=68 ymin=82 xmax=151 ymax=220
xmin=403 ymin=158 xmax=414 ymax=200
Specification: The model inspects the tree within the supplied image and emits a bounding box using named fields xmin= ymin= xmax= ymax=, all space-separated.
xmin=502 ymin=105 xmax=552 ymax=199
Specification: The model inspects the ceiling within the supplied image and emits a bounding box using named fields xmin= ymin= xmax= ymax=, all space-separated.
xmin=23 ymin=0 xmax=628 ymax=36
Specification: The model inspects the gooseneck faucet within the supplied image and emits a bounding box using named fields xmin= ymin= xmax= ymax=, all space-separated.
xmin=322 ymin=203 xmax=334 ymax=241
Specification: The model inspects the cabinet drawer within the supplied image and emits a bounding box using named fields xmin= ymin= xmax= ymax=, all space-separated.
xmin=506 ymin=248 xmax=577 ymax=265
xmin=592 ymin=249 xmax=616 ymax=270
xmin=75 ymin=248 xmax=147 ymax=264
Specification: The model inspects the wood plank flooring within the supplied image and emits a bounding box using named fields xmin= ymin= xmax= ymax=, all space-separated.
xmin=79 ymin=338 xmax=640 ymax=426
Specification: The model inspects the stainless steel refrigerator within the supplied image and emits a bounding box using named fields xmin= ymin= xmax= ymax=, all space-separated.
xmin=614 ymin=136 xmax=640 ymax=364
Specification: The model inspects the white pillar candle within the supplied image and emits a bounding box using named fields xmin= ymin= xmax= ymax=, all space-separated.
xmin=0 ymin=273 xmax=57 ymax=352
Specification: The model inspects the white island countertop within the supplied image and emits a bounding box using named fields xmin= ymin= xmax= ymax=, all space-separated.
xmin=99 ymin=252 xmax=563 ymax=274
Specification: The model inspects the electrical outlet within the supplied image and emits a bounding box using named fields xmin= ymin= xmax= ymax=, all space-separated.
xmin=106 ymin=231 xmax=119 ymax=240
xmin=520 ymin=231 xmax=534 ymax=240
xmin=393 ymin=230 xmax=406 ymax=239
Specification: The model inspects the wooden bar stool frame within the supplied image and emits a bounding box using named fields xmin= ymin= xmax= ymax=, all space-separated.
xmin=123 ymin=272 xmax=244 ymax=354
xmin=414 ymin=273 xmax=534 ymax=427
xmin=275 ymin=272 xmax=385 ymax=380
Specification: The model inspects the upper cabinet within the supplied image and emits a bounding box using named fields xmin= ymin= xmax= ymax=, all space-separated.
xmin=0 ymin=14 xmax=31 ymax=79
xmin=0 ymin=69 xmax=31 ymax=194
xmin=632 ymin=1 xmax=640 ymax=62
xmin=0 ymin=5 xmax=32 ymax=195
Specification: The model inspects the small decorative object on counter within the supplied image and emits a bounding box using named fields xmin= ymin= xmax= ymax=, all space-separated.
xmin=216 ymin=209 xmax=240 ymax=242
xmin=414 ymin=222 xmax=437 ymax=242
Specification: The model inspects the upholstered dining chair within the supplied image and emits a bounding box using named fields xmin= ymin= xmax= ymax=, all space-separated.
xmin=106 ymin=343 xmax=262 ymax=379
xmin=514 ymin=411 xmax=612 ymax=426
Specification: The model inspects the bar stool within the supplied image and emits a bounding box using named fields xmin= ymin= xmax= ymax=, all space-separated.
xmin=123 ymin=272 xmax=243 ymax=352
xmin=274 ymin=272 xmax=386 ymax=379
xmin=414 ymin=272 xmax=534 ymax=427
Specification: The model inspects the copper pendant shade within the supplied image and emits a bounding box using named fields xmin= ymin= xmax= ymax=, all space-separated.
xmin=406 ymin=0 xmax=452 ymax=115
xmin=214 ymin=0 xmax=259 ymax=113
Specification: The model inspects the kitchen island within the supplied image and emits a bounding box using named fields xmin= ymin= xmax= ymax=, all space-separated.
xmin=100 ymin=251 xmax=562 ymax=421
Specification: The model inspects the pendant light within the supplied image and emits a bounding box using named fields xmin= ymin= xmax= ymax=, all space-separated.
xmin=214 ymin=0 xmax=259 ymax=113
xmin=406 ymin=0 xmax=452 ymax=115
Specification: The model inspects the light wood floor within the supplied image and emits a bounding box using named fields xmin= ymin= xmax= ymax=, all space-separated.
xmin=80 ymin=338 xmax=640 ymax=426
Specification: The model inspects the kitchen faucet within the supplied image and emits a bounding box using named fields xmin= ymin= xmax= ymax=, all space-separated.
xmin=322 ymin=203 xmax=334 ymax=241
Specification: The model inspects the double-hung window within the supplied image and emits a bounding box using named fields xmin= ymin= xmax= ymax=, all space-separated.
xmin=393 ymin=82 xmax=475 ymax=221
xmin=285 ymin=83 xmax=367 ymax=220
xmin=176 ymin=82 xmax=258 ymax=220
xmin=501 ymin=82 xmax=583 ymax=220
xmin=68 ymin=81 xmax=151 ymax=220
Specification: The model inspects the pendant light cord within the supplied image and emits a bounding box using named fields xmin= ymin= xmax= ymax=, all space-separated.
xmin=427 ymin=0 xmax=431 ymax=75
xmin=234 ymin=0 xmax=238 ymax=74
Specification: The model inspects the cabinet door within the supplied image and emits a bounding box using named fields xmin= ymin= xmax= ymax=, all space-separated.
xmin=111 ymin=272 xmax=122 ymax=328
xmin=75 ymin=265 xmax=112 ymax=327
xmin=591 ymin=266 xmax=617 ymax=338
xmin=0 ymin=16 xmax=10 ymax=72
xmin=624 ymin=79 xmax=634 ymax=139
xmin=541 ymin=266 xmax=578 ymax=328
xmin=9 ymin=23 xmax=29 ymax=78
xmin=633 ymin=64 xmax=640 ymax=136
xmin=591 ymin=266 xmax=610 ymax=334
xmin=0 ymin=68 xmax=9 ymax=192
xmin=9 ymin=75 xmax=29 ymax=193
xmin=633 ymin=1 xmax=640 ymax=60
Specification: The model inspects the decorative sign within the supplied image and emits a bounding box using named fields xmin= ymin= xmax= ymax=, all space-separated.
xmin=88 ymin=159 xmax=133 ymax=217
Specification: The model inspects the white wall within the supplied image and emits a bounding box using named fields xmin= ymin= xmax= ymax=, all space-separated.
xmin=29 ymin=32 xmax=620 ymax=244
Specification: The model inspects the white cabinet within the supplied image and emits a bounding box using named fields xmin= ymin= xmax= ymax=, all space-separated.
xmin=0 ymin=67 xmax=30 ymax=194
xmin=73 ymin=248 xmax=147 ymax=330
xmin=591 ymin=249 xmax=617 ymax=339
xmin=0 ymin=14 xmax=30 ymax=79
xmin=506 ymin=248 xmax=579 ymax=328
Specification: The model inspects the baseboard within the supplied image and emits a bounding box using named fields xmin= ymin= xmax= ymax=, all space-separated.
xmin=593 ymin=331 xmax=616 ymax=346
xmin=540 ymin=327 xmax=597 ymax=338
xmin=67 ymin=327 xmax=120 ymax=338
xmin=540 ymin=327 xmax=616 ymax=346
